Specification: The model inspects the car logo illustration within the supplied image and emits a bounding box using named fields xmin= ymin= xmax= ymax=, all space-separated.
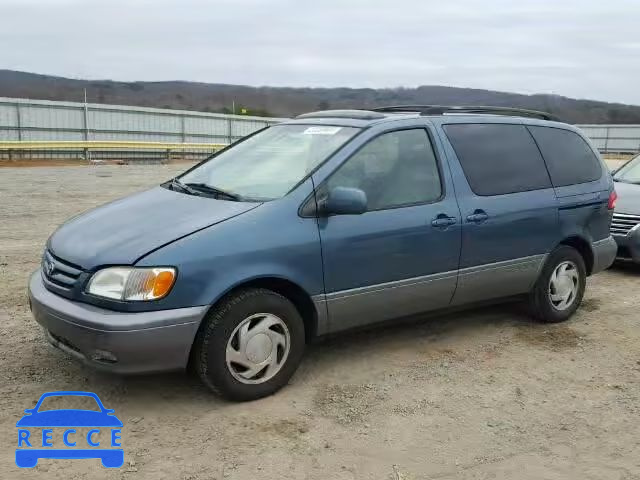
xmin=16 ymin=391 xmax=123 ymax=468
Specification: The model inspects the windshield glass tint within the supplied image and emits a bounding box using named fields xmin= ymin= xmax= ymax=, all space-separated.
xmin=614 ymin=154 xmax=640 ymax=183
xmin=180 ymin=124 xmax=359 ymax=200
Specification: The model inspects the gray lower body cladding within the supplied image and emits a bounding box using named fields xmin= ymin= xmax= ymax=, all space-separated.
xmin=316 ymin=237 xmax=617 ymax=334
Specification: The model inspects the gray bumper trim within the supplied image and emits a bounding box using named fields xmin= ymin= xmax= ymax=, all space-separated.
xmin=28 ymin=270 xmax=208 ymax=374
xmin=591 ymin=236 xmax=618 ymax=274
xmin=612 ymin=226 xmax=640 ymax=263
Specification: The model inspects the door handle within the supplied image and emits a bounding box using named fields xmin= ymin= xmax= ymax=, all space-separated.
xmin=466 ymin=210 xmax=489 ymax=224
xmin=431 ymin=215 xmax=457 ymax=228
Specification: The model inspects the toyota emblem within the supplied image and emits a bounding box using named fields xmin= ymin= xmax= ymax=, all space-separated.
xmin=44 ymin=260 xmax=55 ymax=276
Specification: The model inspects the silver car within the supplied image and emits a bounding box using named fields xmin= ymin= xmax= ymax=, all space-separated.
xmin=612 ymin=153 xmax=640 ymax=263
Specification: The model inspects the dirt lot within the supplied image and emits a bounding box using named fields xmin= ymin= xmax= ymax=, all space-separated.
xmin=1 ymin=165 xmax=639 ymax=480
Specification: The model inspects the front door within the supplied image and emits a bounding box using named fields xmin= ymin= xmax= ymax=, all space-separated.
xmin=314 ymin=127 xmax=462 ymax=333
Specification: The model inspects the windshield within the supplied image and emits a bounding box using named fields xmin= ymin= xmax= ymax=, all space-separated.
xmin=179 ymin=124 xmax=359 ymax=200
xmin=614 ymin=154 xmax=640 ymax=184
xmin=36 ymin=395 xmax=100 ymax=412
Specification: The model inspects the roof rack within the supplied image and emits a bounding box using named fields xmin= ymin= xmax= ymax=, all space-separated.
xmin=296 ymin=109 xmax=385 ymax=120
xmin=372 ymin=105 xmax=560 ymax=122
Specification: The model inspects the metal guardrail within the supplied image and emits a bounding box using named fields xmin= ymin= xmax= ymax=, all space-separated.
xmin=0 ymin=140 xmax=226 ymax=150
xmin=0 ymin=140 xmax=228 ymax=163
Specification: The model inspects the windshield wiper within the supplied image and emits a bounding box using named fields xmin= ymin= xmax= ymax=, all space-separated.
xmin=166 ymin=178 xmax=244 ymax=200
xmin=613 ymin=178 xmax=640 ymax=185
xmin=168 ymin=178 xmax=199 ymax=195
xmin=183 ymin=182 xmax=242 ymax=201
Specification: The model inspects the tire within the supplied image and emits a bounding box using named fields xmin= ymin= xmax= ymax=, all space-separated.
xmin=527 ymin=245 xmax=587 ymax=323
xmin=193 ymin=288 xmax=305 ymax=401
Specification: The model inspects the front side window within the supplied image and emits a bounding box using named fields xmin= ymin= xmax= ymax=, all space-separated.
xmin=443 ymin=123 xmax=552 ymax=196
xmin=325 ymin=129 xmax=442 ymax=211
xmin=180 ymin=124 xmax=359 ymax=200
xmin=528 ymin=126 xmax=602 ymax=187
xmin=613 ymin=153 xmax=640 ymax=184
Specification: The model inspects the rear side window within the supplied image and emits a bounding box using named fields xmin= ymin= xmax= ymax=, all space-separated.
xmin=528 ymin=126 xmax=602 ymax=187
xmin=443 ymin=124 xmax=551 ymax=196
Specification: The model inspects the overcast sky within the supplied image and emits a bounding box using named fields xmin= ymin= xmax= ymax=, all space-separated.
xmin=2 ymin=0 xmax=640 ymax=105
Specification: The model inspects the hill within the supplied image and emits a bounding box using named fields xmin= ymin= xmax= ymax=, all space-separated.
xmin=1 ymin=70 xmax=639 ymax=123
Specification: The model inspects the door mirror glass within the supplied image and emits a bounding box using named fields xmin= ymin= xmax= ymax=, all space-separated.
xmin=321 ymin=187 xmax=367 ymax=215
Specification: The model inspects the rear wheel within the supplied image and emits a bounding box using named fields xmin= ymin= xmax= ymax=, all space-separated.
xmin=527 ymin=245 xmax=586 ymax=323
xmin=193 ymin=288 xmax=305 ymax=401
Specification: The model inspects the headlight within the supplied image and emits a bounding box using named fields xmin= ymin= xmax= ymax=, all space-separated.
xmin=86 ymin=267 xmax=176 ymax=301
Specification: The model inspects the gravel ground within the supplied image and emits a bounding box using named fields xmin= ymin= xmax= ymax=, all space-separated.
xmin=1 ymin=165 xmax=639 ymax=480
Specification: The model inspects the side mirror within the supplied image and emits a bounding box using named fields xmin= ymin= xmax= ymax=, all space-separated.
xmin=320 ymin=187 xmax=367 ymax=216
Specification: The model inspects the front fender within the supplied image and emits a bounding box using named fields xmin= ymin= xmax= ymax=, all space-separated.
xmin=136 ymin=179 xmax=325 ymax=311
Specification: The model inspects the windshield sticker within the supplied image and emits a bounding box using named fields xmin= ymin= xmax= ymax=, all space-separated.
xmin=302 ymin=126 xmax=342 ymax=135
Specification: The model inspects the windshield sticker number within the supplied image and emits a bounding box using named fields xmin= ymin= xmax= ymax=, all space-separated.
xmin=302 ymin=126 xmax=342 ymax=135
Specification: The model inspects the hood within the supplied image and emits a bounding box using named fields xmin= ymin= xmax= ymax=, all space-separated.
xmin=614 ymin=181 xmax=640 ymax=215
xmin=49 ymin=186 xmax=259 ymax=269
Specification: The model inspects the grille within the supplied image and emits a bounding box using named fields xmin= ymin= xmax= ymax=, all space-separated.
xmin=611 ymin=213 xmax=640 ymax=236
xmin=42 ymin=250 xmax=83 ymax=290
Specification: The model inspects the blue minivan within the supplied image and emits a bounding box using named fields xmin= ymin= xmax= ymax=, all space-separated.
xmin=29 ymin=106 xmax=617 ymax=400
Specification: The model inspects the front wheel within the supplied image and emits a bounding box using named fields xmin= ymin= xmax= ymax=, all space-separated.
xmin=193 ymin=288 xmax=305 ymax=401
xmin=527 ymin=245 xmax=587 ymax=323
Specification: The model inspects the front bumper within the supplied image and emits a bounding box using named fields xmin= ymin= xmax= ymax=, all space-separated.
xmin=612 ymin=227 xmax=640 ymax=264
xmin=28 ymin=270 xmax=207 ymax=374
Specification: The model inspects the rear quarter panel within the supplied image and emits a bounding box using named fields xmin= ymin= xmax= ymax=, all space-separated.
xmin=550 ymin=125 xmax=614 ymax=243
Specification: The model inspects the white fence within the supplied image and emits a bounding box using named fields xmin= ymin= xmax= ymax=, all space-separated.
xmin=0 ymin=97 xmax=285 ymax=145
xmin=1 ymin=97 xmax=639 ymax=154
xmin=576 ymin=125 xmax=640 ymax=154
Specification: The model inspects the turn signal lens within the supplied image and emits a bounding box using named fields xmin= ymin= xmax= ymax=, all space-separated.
xmin=87 ymin=267 xmax=176 ymax=301
xmin=608 ymin=190 xmax=617 ymax=210
xmin=153 ymin=270 xmax=176 ymax=298
xmin=124 ymin=268 xmax=176 ymax=301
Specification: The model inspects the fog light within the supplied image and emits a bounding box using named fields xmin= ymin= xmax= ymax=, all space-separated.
xmin=91 ymin=350 xmax=118 ymax=364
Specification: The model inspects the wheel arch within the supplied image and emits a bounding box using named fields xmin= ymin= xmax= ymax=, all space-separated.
xmin=558 ymin=235 xmax=594 ymax=275
xmin=197 ymin=275 xmax=320 ymax=345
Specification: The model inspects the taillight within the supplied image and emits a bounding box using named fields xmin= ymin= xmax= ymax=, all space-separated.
xmin=608 ymin=190 xmax=617 ymax=210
